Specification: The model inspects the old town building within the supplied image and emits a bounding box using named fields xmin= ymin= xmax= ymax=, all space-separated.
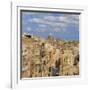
xmin=21 ymin=34 xmax=79 ymax=78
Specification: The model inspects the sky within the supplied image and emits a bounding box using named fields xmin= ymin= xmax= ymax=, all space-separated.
xmin=21 ymin=10 xmax=80 ymax=40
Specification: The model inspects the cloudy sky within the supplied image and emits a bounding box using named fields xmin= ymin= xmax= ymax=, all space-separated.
xmin=21 ymin=11 xmax=80 ymax=40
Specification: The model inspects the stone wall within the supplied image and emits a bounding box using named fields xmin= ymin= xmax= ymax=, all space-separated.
xmin=21 ymin=34 xmax=79 ymax=78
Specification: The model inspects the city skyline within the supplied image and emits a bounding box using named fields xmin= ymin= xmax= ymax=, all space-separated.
xmin=21 ymin=11 xmax=80 ymax=40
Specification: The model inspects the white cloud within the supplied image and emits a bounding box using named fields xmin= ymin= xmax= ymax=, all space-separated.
xmin=36 ymin=29 xmax=47 ymax=32
xmin=38 ymin=24 xmax=46 ymax=28
xmin=53 ymin=28 xmax=65 ymax=32
xmin=58 ymin=16 xmax=67 ymax=22
xmin=29 ymin=17 xmax=67 ymax=27
xmin=28 ymin=13 xmax=79 ymax=33
xmin=65 ymin=15 xmax=79 ymax=25
xmin=26 ymin=27 xmax=31 ymax=31
xmin=44 ymin=16 xmax=56 ymax=21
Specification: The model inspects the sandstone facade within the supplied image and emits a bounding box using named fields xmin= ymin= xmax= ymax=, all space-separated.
xmin=21 ymin=34 xmax=79 ymax=78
